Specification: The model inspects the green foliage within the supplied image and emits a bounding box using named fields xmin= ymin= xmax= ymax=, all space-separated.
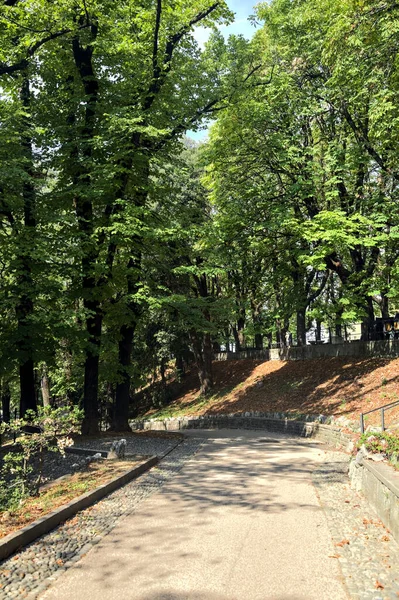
xmin=358 ymin=432 xmax=399 ymax=469
xmin=0 ymin=406 xmax=83 ymax=509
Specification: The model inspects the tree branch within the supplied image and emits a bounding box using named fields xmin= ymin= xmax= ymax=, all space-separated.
xmin=0 ymin=24 xmax=90 ymax=77
xmin=143 ymin=2 xmax=220 ymax=110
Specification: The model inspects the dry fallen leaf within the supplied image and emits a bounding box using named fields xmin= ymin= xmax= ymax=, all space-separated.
xmin=381 ymin=535 xmax=390 ymax=542
xmin=375 ymin=580 xmax=384 ymax=590
xmin=335 ymin=539 xmax=350 ymax=547
xmin=329 ymin=554 xmax=341 ymax=559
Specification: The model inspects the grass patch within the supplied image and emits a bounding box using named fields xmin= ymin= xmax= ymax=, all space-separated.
xmin=0 ymin=459 xmax=138 ymax=540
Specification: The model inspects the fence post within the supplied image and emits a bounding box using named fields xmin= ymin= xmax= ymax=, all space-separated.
xmin=360 ymin=413 xmax=364 ymax=434
xmin=381 ymin=408 xmax=385 ymax=432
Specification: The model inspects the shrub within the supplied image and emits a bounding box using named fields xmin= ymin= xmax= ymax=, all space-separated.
xmin=0 ymin=406 xmax=83 ymax=510
xmin=358 ymin=431 xmax=399 ymax=466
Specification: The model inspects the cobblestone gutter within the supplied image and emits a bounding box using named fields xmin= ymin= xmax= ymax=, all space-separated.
xmin=314 ymin=452 xmax=399 ymax=600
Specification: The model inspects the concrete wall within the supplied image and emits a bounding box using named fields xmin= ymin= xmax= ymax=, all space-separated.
xmin=350 ymin=459 xmax=399 ymax=544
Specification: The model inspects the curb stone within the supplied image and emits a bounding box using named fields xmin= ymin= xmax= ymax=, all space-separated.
xmin=0 ymin=456 xmax=158 ymax=562
xmin=0 ymin=437 xmax=203 ymax=600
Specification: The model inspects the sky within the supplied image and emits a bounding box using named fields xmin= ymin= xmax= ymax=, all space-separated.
xmin=187 ymin=0 xmax=259 ymax=141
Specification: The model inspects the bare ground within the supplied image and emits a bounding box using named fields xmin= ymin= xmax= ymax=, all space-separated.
xmin=142 ymin=357 xmax=399 ymax=427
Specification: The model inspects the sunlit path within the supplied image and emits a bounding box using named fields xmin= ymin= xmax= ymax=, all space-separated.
xmin=41 ymin=430 xmax=347 ymax=600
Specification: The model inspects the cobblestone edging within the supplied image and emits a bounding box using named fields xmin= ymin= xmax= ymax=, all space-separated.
xmin=0 ymin=438 xmax=204 ymax=599
xmin=350 ymin=458 xmax=399 ymax=545
xmin=313 ymin=452 xmax=399 ymax=600
xmin=0 ymin=456 xmax=158 ymax=563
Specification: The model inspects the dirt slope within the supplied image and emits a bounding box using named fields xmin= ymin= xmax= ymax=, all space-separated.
xmin=143 ymin=357 xmax=399 ymax=427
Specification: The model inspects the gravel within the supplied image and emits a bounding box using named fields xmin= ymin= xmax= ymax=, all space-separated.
xmin=313 ymin=450 xmax=399 ymax=600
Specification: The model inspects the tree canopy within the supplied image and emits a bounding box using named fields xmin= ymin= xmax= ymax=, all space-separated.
xmin=1 ymin=0 xmax=399 ymax=429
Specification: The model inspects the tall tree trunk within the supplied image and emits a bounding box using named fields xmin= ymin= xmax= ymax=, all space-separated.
xmin=175 ymin=354 xmax=184 ymax=377
xmin=202 ymin=332 xmax=213 ymax=393
xmin=361 ymin=297 xmax=375 ymax=341
xmin=254 ymin=333 xmax=263 ymax=350
xmin=237 ymin=315 xmax=245 ymax=349
xmin=112 ymin=156 xmax=149 ymax=431
xmin=40 ymin=365 xmax=51 ymax=407
xmin=190 ymin=330 xmax=213 ymax=395
xmin=276 ymin=319 xmax=288 ymax=348
xmin=380 ymin=294 xmax=390 ymax=319
xmin=1 ymin=381 xmax=11 ymax=423
xmin=82 ymin=300 xmax=102 ymax=434
xmin=72 ymin=28 xmax=101 ymax=435
xmin=112 ymin=323 xmax=134 ymax=432
xmin=296 ymin=308 xmax=306 ymax=346
xmin=112 ymin=255 xmax=142 ymax=431
xmin=17 ymin=75 xmax=37 ymax=417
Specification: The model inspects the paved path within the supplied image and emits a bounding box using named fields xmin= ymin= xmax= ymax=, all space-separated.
xmin=41 ymin=430 xmax=348 ymax=600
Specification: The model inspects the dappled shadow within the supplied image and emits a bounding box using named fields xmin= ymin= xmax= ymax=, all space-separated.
xmin=204 ymin=357 xmax=399 ymax=424
xmin=40 ymin=434 xmax=345 ymax=600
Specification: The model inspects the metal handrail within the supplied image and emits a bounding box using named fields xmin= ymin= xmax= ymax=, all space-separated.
xmin=360 ymin=400 xmax=399 ymax=434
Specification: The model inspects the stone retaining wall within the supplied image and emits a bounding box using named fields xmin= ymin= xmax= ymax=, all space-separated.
xmin=130 ymin=414 xmax=317 ymax=436
xmin=312 ymin=423 xmax=353 ymax=449
xmin=349 ymin=458 xmax=399 ymax=544
xmin=130 ymin=414 xmax=354 ymax=450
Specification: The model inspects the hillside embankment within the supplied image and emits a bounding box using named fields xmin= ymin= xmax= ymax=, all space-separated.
xmin=139 ymin=357 xmax=399 ymax=427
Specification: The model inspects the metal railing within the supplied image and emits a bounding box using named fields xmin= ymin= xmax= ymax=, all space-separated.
xmin=360 ymin=400 xmax=399 ymax=434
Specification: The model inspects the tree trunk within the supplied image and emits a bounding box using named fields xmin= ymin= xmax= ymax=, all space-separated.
xmin=112 ymin=323 xmax=134 ymax=432
xmin=254 ymin=333 xmax=263 ymax=349
xmin=175 ymin=354 xmax=184 ymax=378
xmin=17 ymin=75 xmax=37 ymax=418
xmin=81 ymin=300 xmax=102 ymax=435
xmin=79 ymin=302 xmax=102 ymax=431
xmin=232 ymin=326 xmax=241 ymax=352
xmin=316 ymin=320 xmax=322 ymax=343
xmin=380 ymin=294 xmax=389 ymax=319
xmin=237 ymin=316 xmax=245 ymax=350
xmin=190 ymin=330 xmax=213 ymax=395
xmin=296 ymin=309 xmax=306 ymax=346
xmin=40 ymin=365 xmax=51 ymax=407
xmin=276 ymin=319 xmax=288 ymax=348
xmin=212 ymin=340 xmax=221 ymax=353
xmin=361 ymin=297 xmax=375 ymax=341
xmin=72 ymin=28 xmax=101 ymax=435
xmin=1 ymin=381 xmax=11 ymax=423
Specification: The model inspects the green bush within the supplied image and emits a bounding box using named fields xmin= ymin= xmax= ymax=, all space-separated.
xmin=358 ymin=431 xmax=399 ymax=464
xmin=0 ymin=405 xmax=83 ymax=510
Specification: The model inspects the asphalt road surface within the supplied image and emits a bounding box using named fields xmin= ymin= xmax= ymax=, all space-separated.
xmin=41 ymin=429 xmax=348 ymax=600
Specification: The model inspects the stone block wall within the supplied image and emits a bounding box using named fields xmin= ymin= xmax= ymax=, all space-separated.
xmin=350 ymin=459 xmax=399 ymax=544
